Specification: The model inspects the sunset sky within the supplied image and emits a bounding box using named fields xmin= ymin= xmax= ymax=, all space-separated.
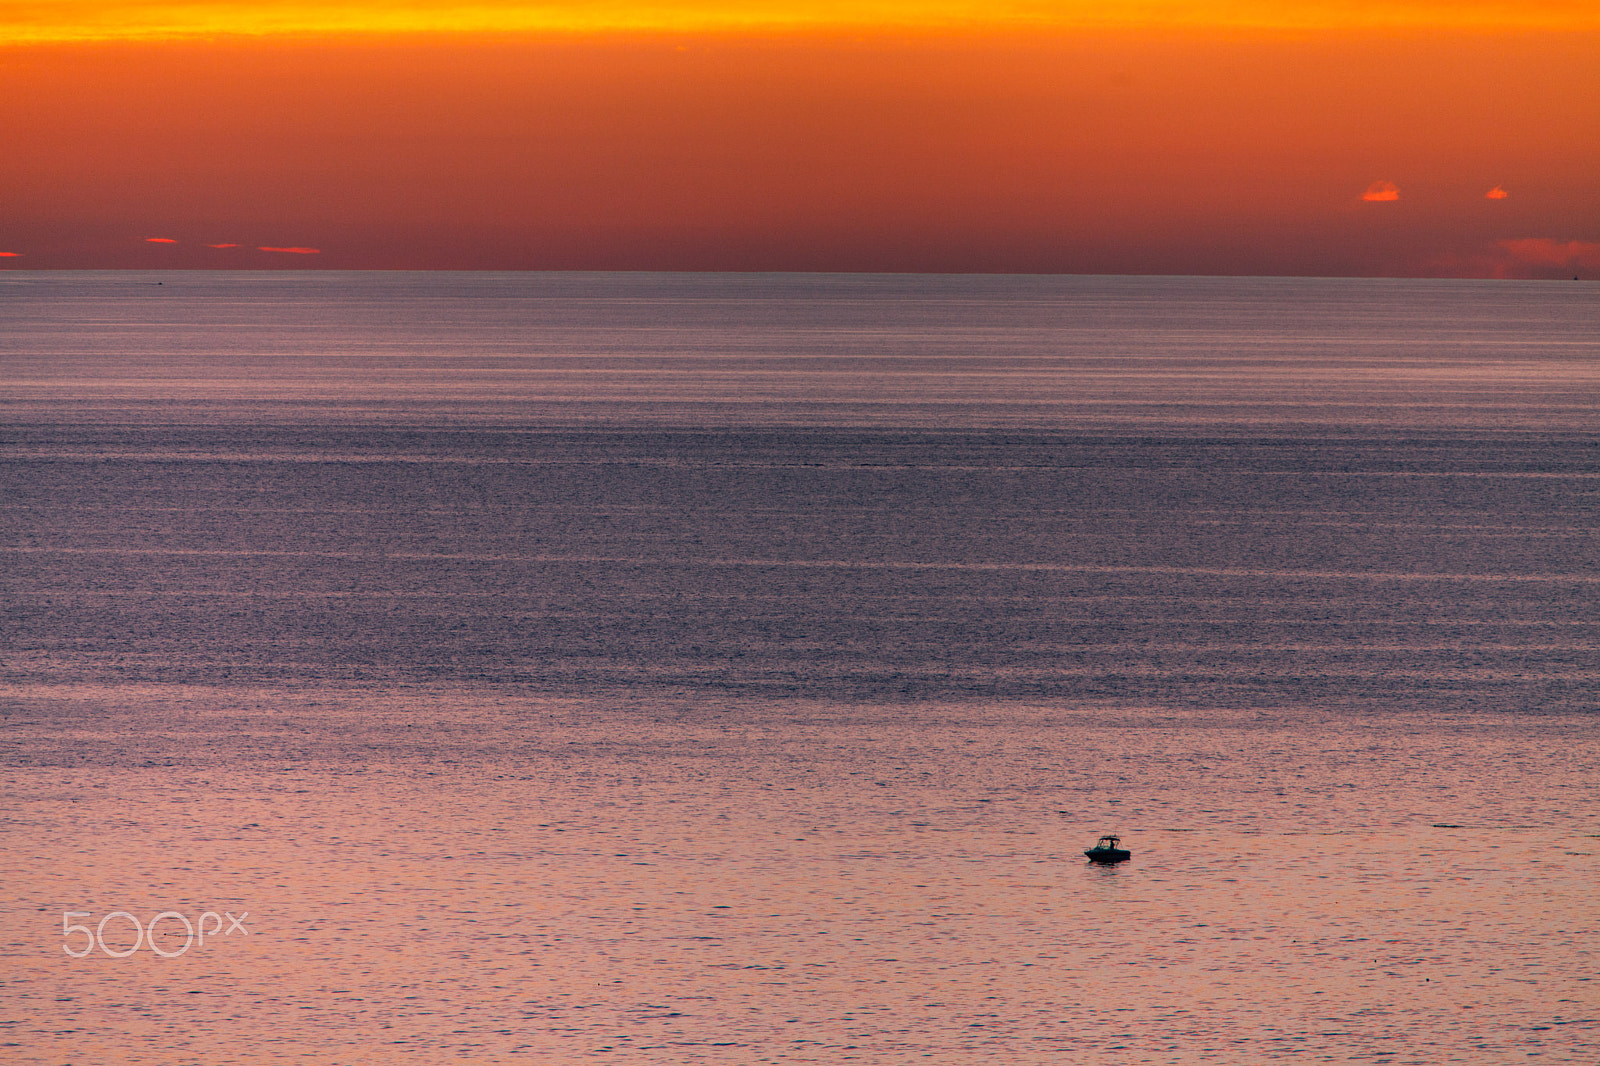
xmin=2 ymin=0 xmax=1596 ymax=274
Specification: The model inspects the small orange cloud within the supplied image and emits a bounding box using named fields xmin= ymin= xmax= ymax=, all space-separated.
xmin=208 ymin=242 xmax=240 ymax=248
xmin=144 ymin=236 xmax=178 ymax=243
xmin=1485 ymin=186 xmax=1509 ymax=199
xmin=0 ymin=251 xmax=21 ymax=257
xmin=1361 ymin=180 xmax=1400 ymax=202
xmin=259 ymin=246 xmax=321 ymax=254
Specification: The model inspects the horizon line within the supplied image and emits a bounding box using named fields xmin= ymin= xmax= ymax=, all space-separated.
xmin=0 ymin=267 xmax=1589 ymax=280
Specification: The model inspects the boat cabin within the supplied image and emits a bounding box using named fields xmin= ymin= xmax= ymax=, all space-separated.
xmin=1084 ymin=834 xmax=1131 ymax=863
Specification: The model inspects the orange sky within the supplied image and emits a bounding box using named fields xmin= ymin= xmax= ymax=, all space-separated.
xmin=2 ymin=2 xmax=1596 ymax=274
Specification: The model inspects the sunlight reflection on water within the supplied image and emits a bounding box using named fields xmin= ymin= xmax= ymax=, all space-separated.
xmin=3 ymin=690 xmax=1597 ymax=1063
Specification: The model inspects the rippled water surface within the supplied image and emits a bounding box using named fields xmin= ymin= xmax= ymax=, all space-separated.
xmin=2 ymin=272 xmax=1597 ymax=1063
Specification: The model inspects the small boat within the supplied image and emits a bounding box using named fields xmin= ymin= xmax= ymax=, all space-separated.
xmin=1085 ymin=835 xmax=1130 ymax=863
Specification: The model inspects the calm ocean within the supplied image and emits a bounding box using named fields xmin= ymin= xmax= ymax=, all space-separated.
xmin=2 ymin=271 xmax=1597 ymax=1062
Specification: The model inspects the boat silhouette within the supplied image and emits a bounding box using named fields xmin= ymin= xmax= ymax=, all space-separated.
xmin=1085 ymin=834 xmax=1131 ymax=863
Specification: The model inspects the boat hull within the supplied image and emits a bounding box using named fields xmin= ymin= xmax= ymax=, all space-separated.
xmin=1084 ymin=848 xmax=1131 ymax=863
